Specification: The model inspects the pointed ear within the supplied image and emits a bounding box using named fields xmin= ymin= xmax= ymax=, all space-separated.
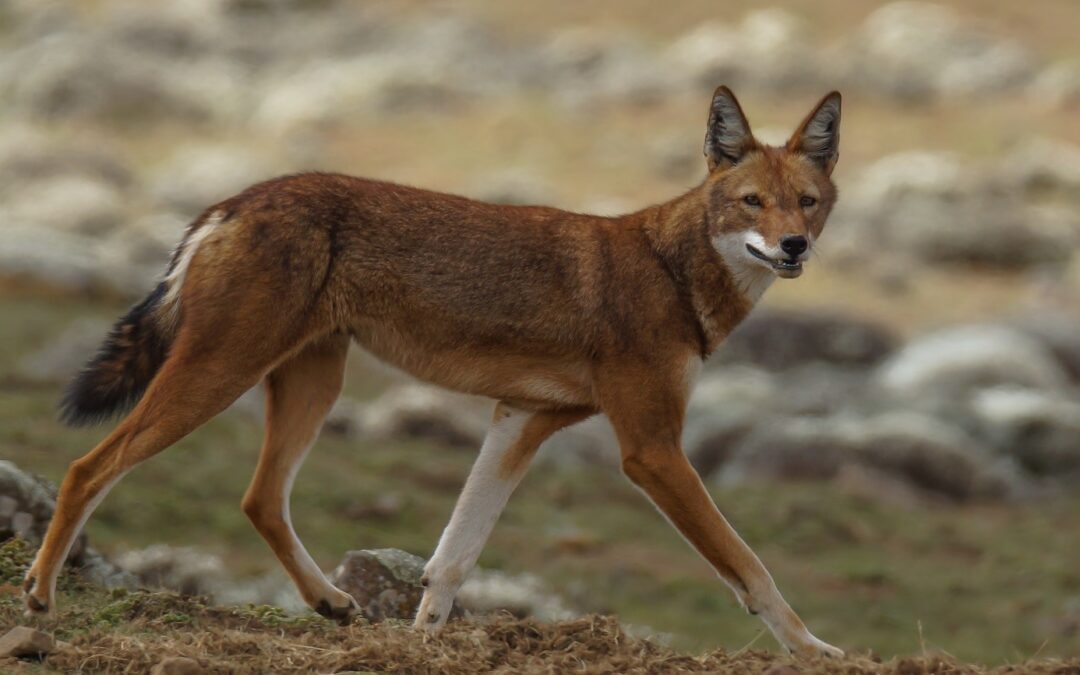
xmin=704 ymin=86 xmax=756 ymax=171
xmin=787 ymin=91 xmax=841 ymax=175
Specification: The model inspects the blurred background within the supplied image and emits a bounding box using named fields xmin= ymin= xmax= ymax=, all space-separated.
xmin=1 ymin=0 xmax=1078 ymax=663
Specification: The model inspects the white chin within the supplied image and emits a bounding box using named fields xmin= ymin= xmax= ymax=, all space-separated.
xmin=774 ymin=265 xmax=803 ymax=279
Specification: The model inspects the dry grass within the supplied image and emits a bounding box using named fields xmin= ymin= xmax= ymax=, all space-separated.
xmin=10 ymin=605 xmax=1080 ymax=674
xmin=11 ymin=609 xmax=1080 ymax=674
xmin=1 ymin=541 xmax=1078 ymax=673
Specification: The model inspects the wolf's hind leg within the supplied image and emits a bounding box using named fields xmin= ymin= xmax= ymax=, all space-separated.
xmin=241 ymin=333 xmax=355 ymax=622
xmin=23 ymin=332 xmax=274 ymax=615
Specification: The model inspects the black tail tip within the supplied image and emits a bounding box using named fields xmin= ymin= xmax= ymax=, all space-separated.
xmin=55 ymin=282 xmax=172 ymax=427
xmin=57 ymin=370 xmax=142 ymax=427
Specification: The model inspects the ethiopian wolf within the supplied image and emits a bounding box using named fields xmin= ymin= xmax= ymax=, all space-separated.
xmin=24 ymin=87 xmax=843 ymax=657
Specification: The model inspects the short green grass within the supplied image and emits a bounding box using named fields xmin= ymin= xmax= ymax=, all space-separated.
xmin=1 ymin=290 xmax=1078 ymax=663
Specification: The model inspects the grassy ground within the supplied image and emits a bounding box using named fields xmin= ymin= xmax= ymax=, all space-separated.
xmin=1 ymin=289 xmax=1079 ymax=667
xmin=3 ymin=540 xmax=1080 ymax=673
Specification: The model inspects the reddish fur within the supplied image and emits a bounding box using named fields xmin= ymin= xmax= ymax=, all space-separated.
xmin=26 ymin=88 xmax=844 ymax=656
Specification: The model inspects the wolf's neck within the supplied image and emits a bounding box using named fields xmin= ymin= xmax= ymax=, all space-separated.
xmin=638 ymin=188 xmax=758 ymax=356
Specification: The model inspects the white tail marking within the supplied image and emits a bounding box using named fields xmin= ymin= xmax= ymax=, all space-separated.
xmin=161 ymin=211 xmax=225 ymax=327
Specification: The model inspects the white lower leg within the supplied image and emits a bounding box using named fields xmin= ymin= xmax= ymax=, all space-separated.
xmin=735 ymin=577 xmax=843 ymax=657
xmin=415 ymin=408 xmax=530 ymax=631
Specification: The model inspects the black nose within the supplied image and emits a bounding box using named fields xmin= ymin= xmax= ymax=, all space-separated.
xmin=780 ymin=235 xmax=808 ymax=258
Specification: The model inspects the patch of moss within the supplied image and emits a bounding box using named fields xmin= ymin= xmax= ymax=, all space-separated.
xmin=0 ymin=537 xmax=33 ymax=585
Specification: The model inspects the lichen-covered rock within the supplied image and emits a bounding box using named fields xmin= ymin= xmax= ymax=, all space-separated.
xmin=329 ymin=548 xmax=459 ymax=622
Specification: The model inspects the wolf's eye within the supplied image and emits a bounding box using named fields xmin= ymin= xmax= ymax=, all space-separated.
xmin=799 ymin=195 xmax=817 ymax=208
xmin=743 ymin=194 xmax=761 ymax=207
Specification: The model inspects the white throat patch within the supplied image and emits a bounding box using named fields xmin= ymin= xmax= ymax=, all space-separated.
xmin=711 ymin=231 xmax=775 ymax=304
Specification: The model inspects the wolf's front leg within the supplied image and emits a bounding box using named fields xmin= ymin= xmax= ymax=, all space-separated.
xmin=603 ymin=381 xmax=842 ymax=658
xmin=415 ymin=405 xmax=588 ymax=633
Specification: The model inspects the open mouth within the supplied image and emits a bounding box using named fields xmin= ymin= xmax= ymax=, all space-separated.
xmin=746 ymin=244 xmax=803 ymax=277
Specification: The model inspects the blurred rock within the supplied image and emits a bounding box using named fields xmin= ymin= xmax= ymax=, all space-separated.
xmin=1 ymin=31 xmax=243 ymax=125
xmin=876 ymin=325 xmax=1067 ymax=399
xmin=2 ymin=176 xmax=128 ymax=236
xmin=666 ymin=10 xmax=823 ymax=94
xmin=251 ymin=13 xmax=511 ymax=130
xmin=970 ymin=387 xmax=1080 ymax=478
xmin=541 ymin=28 xmax=669 ymax=108
xmin=833 ymin=464 xmax=933 ymax=510
xmin=459 ymin=569 xmax=574 ymax=622
xmin=998 ymin=138 xmax=1080 ymax=199
xmin=0 ymin=461 xmax=68 ymax=548
xmin=363 ymin=384 xmax=491 ymax=449
xmin=719 ymin=412 xmax=1018 ymax=501
xmin=541 ymin=416 xmax=619 ymax=469
xmin=648 ymin=130 xmax=701 ymax=181
xmin=0 ymin=129 xmax=133 ymax=191
xmin=717 ymin=309 xmax=897 ymax=371
xmin=1030 ymin=61 xmax=1080 ymax=109
xmin=1010 ymin=313 xmax=1080 ymax=383
xmin=685 ymin=366 xmax=777 ymax=475
xmin=113 ymin=541 xmax=307 ymax=611
xmin=833 ymin=150 xmax=1078 ymax=269
xmin=120 ymin=212 xmax=189 ymax=269
xmin=151 ymin=145 xmax=269 ymax=214
xmin=322 ymin=396 xmax=367 ymax=438
xmin=16 ymin=318 xmax=109 ymax=384
xmin=844 ymin=2 xmax=1034 ymax=100
xmin=466 ymin=168 xmax=556 ymax=207
xmin=101 ymin=1 xmax=227 ymax=60
xmin=116 ymin=544 xmax=229 ymax=597
xmin=253 ymin=58 xmax=452 ymax=131
xmin=683 ymin=362 xmax=874 ymax=475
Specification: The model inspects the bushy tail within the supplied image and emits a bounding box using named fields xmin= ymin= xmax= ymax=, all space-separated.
xmin=59 ymin=281 xmax=177 ymax=426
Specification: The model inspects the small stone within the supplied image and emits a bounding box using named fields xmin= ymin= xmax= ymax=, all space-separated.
xmin=11 ymin=512 xmax=34 ymax=539
xmin=330 ymin=549 xmax=464 ymax=622
xmin=150 ymin=656 xmax=205 ymax=675
xmin=0 ymin=626 xmax=55 ymax=659
xmin=0 ymin=495 xmax=16 ymax=519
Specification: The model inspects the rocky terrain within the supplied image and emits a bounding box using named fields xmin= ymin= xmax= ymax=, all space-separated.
xmin=1 ymin=0 xmax=1079 ymax=670
xmin=1 ymin=1 xmax=1079 ymax=296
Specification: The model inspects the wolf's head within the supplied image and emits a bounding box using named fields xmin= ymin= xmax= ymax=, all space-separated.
xmin=702 ymin=87 xmax=841 ymax=282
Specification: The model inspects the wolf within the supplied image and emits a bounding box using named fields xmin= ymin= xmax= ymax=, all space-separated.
xmin=24 ymin=86 xmax=843 ymax=656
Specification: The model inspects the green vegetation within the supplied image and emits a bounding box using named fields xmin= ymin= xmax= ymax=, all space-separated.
xmin=2 ymin=291 xmax=1079 ymax=665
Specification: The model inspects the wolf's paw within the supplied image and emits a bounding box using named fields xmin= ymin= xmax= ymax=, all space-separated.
xmin=413 ymin=590 xmax=453 ymax=636
xmin=314 ymin=590 xmax=359 ymax=626
xmin=22 ymin=574 xmax=52 ymax=616
xmin=791 ymin=634 xmax=844 ymax=658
